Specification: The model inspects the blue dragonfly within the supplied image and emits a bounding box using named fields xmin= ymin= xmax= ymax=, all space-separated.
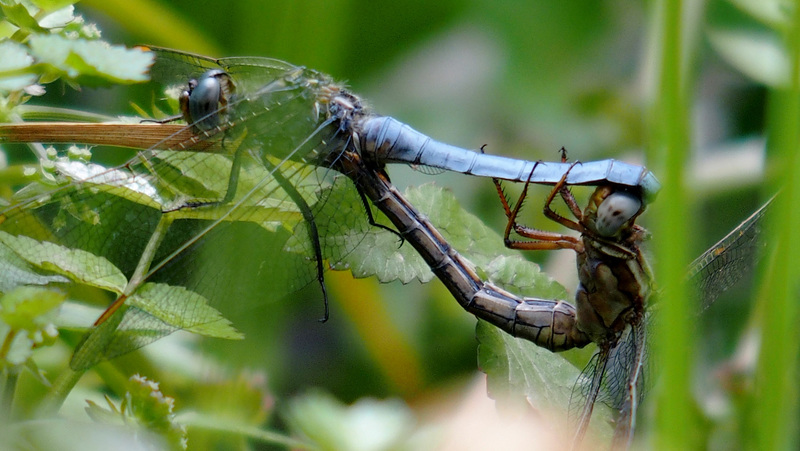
xmin=0 ymin=46 xmax=659 ymax=372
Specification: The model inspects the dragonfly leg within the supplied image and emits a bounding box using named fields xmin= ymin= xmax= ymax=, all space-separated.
xmin=163 ymin=144 xmax=245 ymax=211
xmin=542 ymin=161 xmax=585 ymax=231
xmin=219 ymin=144 xmax=244 ymax=204
xmin=140 ymin=115 xmax=183 ymax=125
xmin=554 ymin=148 xmax=586 ymax=218
xmin=357 ymin=188 xmax=405 ymax=247
xmin=493 ymin=166 xmax=581 ymax=251
xmin=264 ymin=158 xmax=330 ymax=322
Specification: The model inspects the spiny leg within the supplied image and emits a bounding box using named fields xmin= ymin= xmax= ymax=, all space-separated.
xmin=542 ymin=160 xmax=585 ymax=231
xmin=494 ymin=164 xmax=581 ymax=251
xmin=555 ymin=150 xmax=584 ymax=220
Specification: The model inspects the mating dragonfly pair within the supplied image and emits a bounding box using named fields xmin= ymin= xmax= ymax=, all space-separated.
xmin=0 ymin=47 xmax=767 ymax=448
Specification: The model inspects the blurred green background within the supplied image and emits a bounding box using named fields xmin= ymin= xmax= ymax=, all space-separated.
xmin=10 ymin=0 xmax=784 ymax=448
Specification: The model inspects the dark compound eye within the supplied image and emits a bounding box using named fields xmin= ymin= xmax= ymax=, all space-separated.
xmin=186 ymin=70 xmax=228 ymax=131
xmin=595 ymin=191 xmax=641 ymax=237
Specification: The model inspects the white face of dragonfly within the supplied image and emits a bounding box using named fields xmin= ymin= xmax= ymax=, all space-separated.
xmin=595 ymin=191 xmax=642 ymax=237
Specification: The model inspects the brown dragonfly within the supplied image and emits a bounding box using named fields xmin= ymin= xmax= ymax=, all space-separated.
xmin=494 ymin=162 xmax=770 ymax=448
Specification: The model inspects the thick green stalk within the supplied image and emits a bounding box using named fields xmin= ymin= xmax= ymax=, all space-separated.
xmin=649 ymin=0 xmax=698 ymax=448
xmin=750 ymin=0 xmax=800 ymax=448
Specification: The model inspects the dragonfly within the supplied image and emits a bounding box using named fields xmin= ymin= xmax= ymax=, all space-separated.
xmin=494 ymin=162 xmax=771 ymax=448
xmin=0 ymin=46 xmax=660 ymax=371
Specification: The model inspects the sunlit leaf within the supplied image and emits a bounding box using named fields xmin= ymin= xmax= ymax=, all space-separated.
xmin=31 ymin=1 xmax=76 ymax=13
xmin=0 ymin=40 xmax=37 ymax=92
xmin=0 ymin=241 xmax=69 ymax=292
xmin=284 ymin=390 xmax=435 ymax=451
xmin=128 ymin=283 xmax=243 ymax=340
xmin=0 ymin=2 xmax=47 ymax=33
xmin=0 ymin=286 xmax=63 ymax=365
xmin=707 ymin=28 xmax=788 ymax=87
xmin=28 ymin=34 xmax=153 ymax=85
xmin=406 ymin=183 xmax=502 ymax=265
xmin=0 ymin=230 xmax=128 ymax=293
xmin=85 ymin=374 xmax=188 ymax=450
xmin=0 ymin=285 xmax=64 ymax=330
xmin=727 ymin=0 xmax=791 ymax=29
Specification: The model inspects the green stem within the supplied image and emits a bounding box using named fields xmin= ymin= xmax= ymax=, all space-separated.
xmin=41 ymin=367 xmax=85 ymax=414
xmin=178 ymin=412 xmax=320 ymax=450
xmin=0 ymin=330 xmax=16 ymax=360
xmin=16 ymin=105 xmax=117 ymax=123
xmin=1 ymin=368 xmax=18 ymax=419
xmin=649 ymin=0 xmax=700 ymax=449
xmin=126 ymin=214 xmax=174 ymax=294
xmin=750 ymin=0 xmax=800 ymax=448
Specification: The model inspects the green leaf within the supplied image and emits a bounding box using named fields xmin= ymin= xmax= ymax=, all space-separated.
xmin=127 ymin=283 xmax=243 ymax=340
xmin=0 ymin=230 xmax=128 ymax=293
xmin=0 ymin=40 xmax=37 ymax=92
xmin=0 ymin=286 xmax=64 ymax=365
xmin=482 ymin=254 xmax=568 ymax=299
xmin=477 ymin=320 xmax=577 ymax=410
xmin=31 ymin=0 xmax=77 ymax=12
xmin=707 ymin=28 xmax=789 ymax=87
xmin=284 ymin=389 xmax=435 ymax=451
xmin=317 ymin=176 xmax=432 ymax=283
xmin=406 ymin=183 xmax=502 ymax=266
xmin=476 ymin=321 xmax=614 ymax=439
xmin=0 ymin=2 xmax=47 ymax=33
xmin=321 ymin=182 xmax=568 ymax=296
xmin=0 ymin=285 xmax=64 ymax=331
xmin=0 ymin=240 xmax=70 ymax=292
xmin=85 ymin=375 xmax=187 ymax=450
xmin=727 ymin=0 xmax=790 ymax=30
xmin=28 ymin=34 xmax=153 ymax=85
xmin=409 ymin=183 xmax=567 ymax=297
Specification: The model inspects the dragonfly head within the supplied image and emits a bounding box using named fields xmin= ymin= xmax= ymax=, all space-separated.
xmin=588 ymin=186 xmax=644 ymax=238
xmin=179 ymin=69 xmax=235 ymax=132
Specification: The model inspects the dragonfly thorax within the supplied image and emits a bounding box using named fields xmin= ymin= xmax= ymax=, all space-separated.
xmin=327 ymin=90 xmax=366 ymax=132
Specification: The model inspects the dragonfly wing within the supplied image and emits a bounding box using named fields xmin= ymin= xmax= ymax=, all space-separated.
xmin=144 ymin=46 xmax=226 ymax=87
xmin=568 ymin=323 xmax=650 ymax=446
xmin=687 ymin=197 xmax=772 ymax=309
xmin=610 ymin=321 xmax=647 ymax=449
xmin=569 ymin=345 xmax=611 ymax=446
xmin=0 ymin=48 xmax=383 ymax=369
